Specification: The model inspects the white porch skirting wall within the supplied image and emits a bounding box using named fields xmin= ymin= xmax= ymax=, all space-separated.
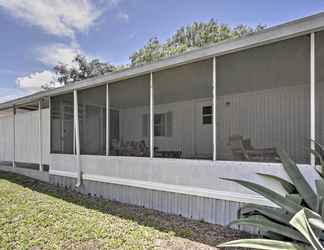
xmin=49 ymin=174 xmax=256 ymax=232
xmin=50 ymin=154 xmax=319 ymax=206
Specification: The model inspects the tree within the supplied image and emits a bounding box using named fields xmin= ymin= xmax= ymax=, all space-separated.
xmin=129 ymin=37 xmax=164 ymax=66
xmin=53 ymin=55 xmax=116 ymax=85
xmin=130 ymin=20 xmax=266 ymax=66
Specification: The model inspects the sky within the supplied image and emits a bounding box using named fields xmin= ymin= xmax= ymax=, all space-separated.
xmin=0 ymin=0 xmax=323 ymax=103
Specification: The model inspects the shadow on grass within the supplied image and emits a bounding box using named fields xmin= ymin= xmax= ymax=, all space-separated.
xmin=0 ymin=170 xmax=246 ymax=248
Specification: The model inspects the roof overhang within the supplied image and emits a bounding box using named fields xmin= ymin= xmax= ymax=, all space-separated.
xmin=1 ymin=11 xmax=324 ymax=110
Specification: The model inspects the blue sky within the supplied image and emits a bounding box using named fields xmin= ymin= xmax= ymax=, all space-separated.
xmin=0 ymin=0 xmax=323 ymax=103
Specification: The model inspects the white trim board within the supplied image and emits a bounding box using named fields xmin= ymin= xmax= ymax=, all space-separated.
xmin=49 ymin=169 xmax=272 ymax=206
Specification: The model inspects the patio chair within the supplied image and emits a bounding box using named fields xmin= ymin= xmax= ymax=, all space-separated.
xmin=228 ymin=134 xmax=279 ymax=162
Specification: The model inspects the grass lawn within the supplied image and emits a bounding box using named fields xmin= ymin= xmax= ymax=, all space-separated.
xmin=0 ymin=171 xmax=244 ymax=249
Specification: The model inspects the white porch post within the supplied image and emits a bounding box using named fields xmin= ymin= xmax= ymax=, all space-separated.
xmin=310 ymin=32 xmax=316 ymax=166
xmin=38 ymin=100 xmax=43 ymax=171
xmin=212 ymin=56 xmax=217 ymax=161
xmin=12 ymin=106 xmax=16 ymax=168
xmin=73 ymin=90 xmax=81 ymax=186
xmin=150 ymin=72 xmax=154 ymax=158
xmin=106 ymin=83 xmax=110 ymax=156
xmin=49 ymin=96 xmax=51 ymax=155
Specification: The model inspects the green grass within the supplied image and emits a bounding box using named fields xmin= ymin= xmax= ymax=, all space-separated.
xmin=0 ymin=171 xmax=172 ymax=249
xmin=0 ymin=171 xmax=245 ymax=250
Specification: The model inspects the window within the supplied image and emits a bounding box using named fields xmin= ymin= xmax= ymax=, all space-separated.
xmin=143 ymin=112 xmax=172 ymax=137
xmin=154 ymin=114 xmax=166 ymax=136
xmin=202 ymin=106 xmax=212 ymax=124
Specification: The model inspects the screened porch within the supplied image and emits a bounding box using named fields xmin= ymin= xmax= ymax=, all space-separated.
xmin=48 ymin=31 xmax=324 ymax=166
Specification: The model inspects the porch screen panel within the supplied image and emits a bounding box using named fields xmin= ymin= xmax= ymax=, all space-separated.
xmin=216 ymin=35 xmax=310 ymax=164
xmin=154 ymin=59 xmax=213 ymax=159
xmin=50 ymin=93 xmax=74 ymax=154
xmin=109 ymin=74 xmax=150 ymax=157
xmin=316 ymin=31 xmax=324 ymax=156
xmin=78 ymin=85 xmax=106 ymax=155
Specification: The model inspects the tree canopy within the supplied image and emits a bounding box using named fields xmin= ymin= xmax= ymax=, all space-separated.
xmin=129 ymin=20 xmax=265 ymax=66
xmin=53 ymin=55 xmax=117 ymax=85
xmin=52 ymin=20 xmax=265 ymax=86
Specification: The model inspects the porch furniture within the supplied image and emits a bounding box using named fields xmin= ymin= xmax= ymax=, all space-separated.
xmin=110 ymin=139 xmax=149 ymax=157
xmin=154 ymin=150 xmax=182 ymax=158
xmin=228 ymin=134 xmax=279 ymax=162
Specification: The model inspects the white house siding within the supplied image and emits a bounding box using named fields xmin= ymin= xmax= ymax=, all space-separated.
xmin=0 ymin=114 xmax=13 ymax=162
xmin=217 ymin=84 xmax=310 ymax=163
xmin=0 ymin=108 xmax=50 ymax=165
xmin=15 ymin=110 xmax=40 ymax=163
xmin=119 ymin=84 xmax=309 ymax=162
xmin=41 ymin=109 xmax=51 ymax=164
xmin=120 ymin=99 xmax=199 ymax=158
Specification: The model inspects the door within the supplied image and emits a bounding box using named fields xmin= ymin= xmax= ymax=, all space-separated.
xmin=195 ymin=100 xmax=212 ymax=159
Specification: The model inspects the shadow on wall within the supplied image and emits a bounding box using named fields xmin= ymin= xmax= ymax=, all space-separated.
xmin=0 ymin=171 xmax=248 ymax=248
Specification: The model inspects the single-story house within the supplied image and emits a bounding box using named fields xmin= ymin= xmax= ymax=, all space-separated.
xmin=0 ymin=12 xmax=324 ymax=227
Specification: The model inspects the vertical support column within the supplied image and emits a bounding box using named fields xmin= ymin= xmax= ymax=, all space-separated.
xmin=74 ymin=90 xmax=81 ymax=186
xmin=150 ymin=72 xmax=154 ymax=158
xmin=12 ymin=106 xmax=16 ymax=168
xmin=310 ymin=32 xmax=316 ymax=166
xmin=212 ymin=56 xmax=217 ymax=161
xmin=38 ymin=100 xmax=43 ymax=171
xmin=49 ymin=96 xmax=51 ymax=155
xmin=106 ymin=83 xmax=110 ymax=156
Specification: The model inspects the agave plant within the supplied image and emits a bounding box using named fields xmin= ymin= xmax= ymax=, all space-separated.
xmin=218 ymin=143 xmax=324 ymax=250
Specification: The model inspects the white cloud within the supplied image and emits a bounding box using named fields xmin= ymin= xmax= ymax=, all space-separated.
xmin=0 ymin=88 xmax=29 ymax=104
xmin=0 ymin=0 xmax=105 ymax=38
xmin=117 ymin=11 xmax=129 ymax=22
xmin=37 ymin=43 xmax=81 ymax=67
xmin=16 ymin=70 xmax=61 ymax=92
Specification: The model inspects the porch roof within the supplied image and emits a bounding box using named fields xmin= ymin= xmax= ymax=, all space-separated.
xmin=1 ymin=11 xmax=324 ymax=110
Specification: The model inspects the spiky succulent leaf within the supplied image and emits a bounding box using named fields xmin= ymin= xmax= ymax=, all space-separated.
xmin=290 ymin=209 xmax=324 ymax=250
xmin=257 ymin=173 xmax=297 ymax=194
xmin=241 ymin=204 xmax=291 ymax=225
xmin=310 ymin=148 xmax=324 ymax=177
xmin=229 ymin=215 xmax=306 ymax=242
xmin=300 ymin=208 xmax=324 ymax=232
xmin=286 ymin=194 xmax=303 ymax=205
xmin=316 ymin=180 xmax=324 ymax=197
xmin=218 ymin=239 xmax=311 ymax=250
xmin=221 ymin=178 xmax=302 ymax=214
xmin=277 ymin=149 xmax=318 ymax=211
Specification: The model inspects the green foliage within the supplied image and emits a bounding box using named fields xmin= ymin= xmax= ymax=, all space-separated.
xmin=130 ymin=20 xmax=266 ymax=66
xmin=219 ymin=145 xmax=324 ymax=249
xmin=53 ymin=55 xmax=117 ymax=85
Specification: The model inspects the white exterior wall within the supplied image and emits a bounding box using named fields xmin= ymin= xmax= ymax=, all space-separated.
xmin=41 ymin=109 xmax=51 ymax=164
xmin=0 ymin=114 xmax=13 ymax=162
xmin=217 ymin=84 xmax=310 ymax=162
xmin=119 ymin=84 xmax=309 ymax=162
xmin=15 ymin=110 xmax=41 ymax=163
xmin=0 ymin=108 xmax=50 ymax=165
xmin=120 ymin=99 xmax=199 ymax=158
